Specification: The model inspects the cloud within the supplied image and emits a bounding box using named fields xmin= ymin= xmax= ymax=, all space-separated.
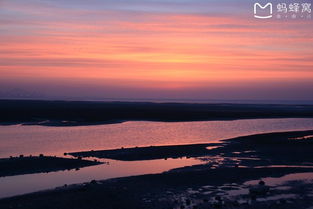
xmin=0 ymin=0 xmax=312 ymax=100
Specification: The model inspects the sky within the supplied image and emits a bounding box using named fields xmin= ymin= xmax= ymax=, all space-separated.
xmin=0 ymin=0 xmax=312 ymax=101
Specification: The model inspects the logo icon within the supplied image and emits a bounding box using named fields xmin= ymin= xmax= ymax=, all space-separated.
xmin=254 ymin=3 xmax=273 ymax=18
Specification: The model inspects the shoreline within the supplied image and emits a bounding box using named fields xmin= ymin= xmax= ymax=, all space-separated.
xmin=69 ymin=143 xmax=222 ymax=161
xmin=0 ymin=155 xmax=102 ymax=177
xmin=2 ymin=116 xmax=313 ymax=127
xmin=1 ymin=100 xmax=313 ymax=126
xmin=1 ymin=130 xmax=313 ymax=208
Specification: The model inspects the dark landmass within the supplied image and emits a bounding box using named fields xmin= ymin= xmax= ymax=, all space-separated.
xmin=1 ymin=100 xmax=313 ymax=126
xmin=0 ymin=155 xmax=102 ymax=177
xmin=217 ymin=130 xmax=313 ymax=166
xmin=70 ymin=130 xmax=313 ymax=164
xmin=69 ymin=143 xmax=221 ymax=161
xmin=1 ymin=130 xmax=313 ymax=209
xmin=0 ymin=167 xmax=312 ymax=209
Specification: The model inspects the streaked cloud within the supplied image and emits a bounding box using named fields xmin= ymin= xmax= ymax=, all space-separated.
xmin=0 ymin=0 xmax=312 ymax=100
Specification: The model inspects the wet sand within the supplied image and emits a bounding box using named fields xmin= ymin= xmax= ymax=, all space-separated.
xmin=1 ymin=130 xmax=313 ymax=209
xmin=0 ymin=155 xmax=102 ymax=177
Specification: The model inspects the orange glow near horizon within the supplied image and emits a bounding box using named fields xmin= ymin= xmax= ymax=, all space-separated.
xmin=0 ymin=0 xmax=312 ymax=100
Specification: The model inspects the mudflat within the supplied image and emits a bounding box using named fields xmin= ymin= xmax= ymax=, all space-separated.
xmin=0 ymin=155 xmax=102 ymax=177
xmin=1 ymin=130 xmax=313 ymax=209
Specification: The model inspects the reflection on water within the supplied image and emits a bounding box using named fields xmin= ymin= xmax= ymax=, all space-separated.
xmin=1 ymin=118 xmax=313 ymax=158
xmin=0 ymin=157 xmax=201 ymax=198
xmin=245 ymin=172 xmax=313 ymax=186
xmin=173 ymin=172 xmax=313 ymax=207
xmin=0 ymin=118 xmax=313 ymax=199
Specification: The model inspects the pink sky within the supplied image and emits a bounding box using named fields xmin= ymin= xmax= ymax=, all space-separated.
xmin=0 ymin=0 xmax=312 ymax=101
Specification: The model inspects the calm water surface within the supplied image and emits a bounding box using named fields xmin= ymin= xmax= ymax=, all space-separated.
xmin=1 ymin=118 xmax=313 ymax=157
xmin=1 ymin=118 xmax=313 ymax=198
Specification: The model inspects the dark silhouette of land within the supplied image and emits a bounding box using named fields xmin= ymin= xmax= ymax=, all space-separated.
xmin=1 ymin=100 xmax=313 ymax=126
xmin=0 ymin=155 xmax=102 ymax=177
xmin=69 ymin=143 xmax=221 ymax=161
xmin=1 ymin=167 xmax=313 ymax=209
xmin=1 ymin=130 xmax=313 ymax=209
xmin=69 ymin=130 xmax=313 ymax=165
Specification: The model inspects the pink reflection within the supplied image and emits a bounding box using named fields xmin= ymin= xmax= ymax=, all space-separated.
xmin=0 ymin=157 xmax=201 ymax=198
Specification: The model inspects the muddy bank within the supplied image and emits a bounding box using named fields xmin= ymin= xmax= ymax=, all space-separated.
xmin=0 ymin=167 xmax=313 ymax=209
xmin=69 ymin=143 xmax=221 ymax=161
xmin=1 ymin=130 xmax=313 ymax=208
xmin=69 ymin=130 xmax=313 ymax=165
xmin=0 ymin=155 xmax=102 ymax=177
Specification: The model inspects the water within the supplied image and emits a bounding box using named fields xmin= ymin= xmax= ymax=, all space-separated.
xmin=0 ymin=118 xmax=313 ymax=198
xmin=1 ymin=118 xmax=313 ymax=158
xmin=0 ymin=157 xmax=200 ymax=198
